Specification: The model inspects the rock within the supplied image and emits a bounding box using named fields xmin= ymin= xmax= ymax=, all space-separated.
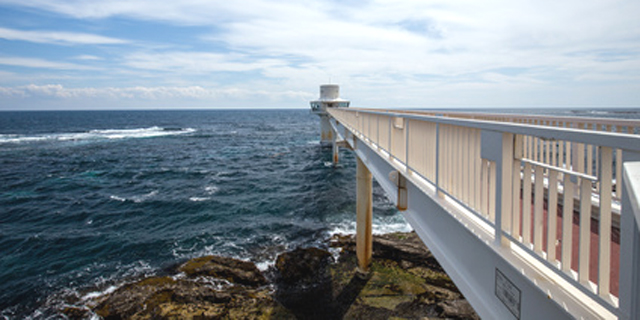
xmin=331 ymin=231 xmax=444 ymax=272
xmin=71 ymin=232 xmax=477 ymax=320
xmin=93 ymin=276 xmax=220 ymax=319
xmin=273 ymin=247 xmax=334 ymax=318
xmin=179 ymin=255 xmax=267 ymax=287
xmin=275 ymin=247 xmax=333 ymax=285
xmin=60 ymin=306 xmax=92 ymax=320
xmin=437 ymin=299 xmax=481 ymax=320
xmin=92 ymin=275 xmax=292 ymax=319
xmin=328 ymin=232 xmax=477 ymax=319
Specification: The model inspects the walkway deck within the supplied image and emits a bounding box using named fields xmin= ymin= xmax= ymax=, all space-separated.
xmin=323 ymin=107 xmax=640 ymax=320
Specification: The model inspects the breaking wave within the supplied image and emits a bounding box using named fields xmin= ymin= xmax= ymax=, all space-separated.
xmin=0 ymin=126 xmax=195 ymax=145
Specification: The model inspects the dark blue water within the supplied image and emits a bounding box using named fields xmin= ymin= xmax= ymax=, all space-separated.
xmin=0 ymin=110 xmax=407 ymax=319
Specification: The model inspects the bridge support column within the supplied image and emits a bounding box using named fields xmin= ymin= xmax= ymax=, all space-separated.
xmin=332 ymin=131 xmax=339 ymax=165
xmin=320 ymin=115 xmax=333 ymax=145
xmin=356 ymin=156 xmax=373 ymax=274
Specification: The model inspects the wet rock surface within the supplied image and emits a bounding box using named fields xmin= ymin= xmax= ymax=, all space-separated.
xmin=273 ymin=247 xmax=334 ymax=314
xmin=62 ymin=232 xmax=478 ymax=319
xmin=179 ymin=255 xmax=267 ymax=287
xmin=87 ymin=256 xmax=290 ymax=320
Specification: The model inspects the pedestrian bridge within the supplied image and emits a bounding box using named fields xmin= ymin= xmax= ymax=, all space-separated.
xmin=317 ymin=100 xmax=640 ymax=319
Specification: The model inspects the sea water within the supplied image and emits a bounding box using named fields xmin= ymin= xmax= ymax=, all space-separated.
xmin=0 ymin=110 xmax=407 ymax=318
xmin=1 ymin=108 xmax=637 ymax=318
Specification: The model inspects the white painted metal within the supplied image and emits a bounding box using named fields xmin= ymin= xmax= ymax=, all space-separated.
xmin=522 ymin=162 xmax=533 ymax=245
xmin=620 ymin=154 xmax=640 ymax=320
xmin=474 ymin=130 xmax=482 ymax=212
xmin=489 ymin=161 xmax=497 ymax=223
xmin=599 ymin=147 xmax=613 ymax=297
xmin=624 ymin=161 xmax=640 ymax=232
xmin=578 ymin=178 xmax=592 ymax=285
xmin=561 ymin=174 xmax=574 ymax=273
xmin=481 ymin=159 xmax=489 ymax=218
xmin=328 ymin=107 xmax=640 ymax=320
xmin=534 ymin=166 xmax=544 ymax=254
xmin=310 ymin=84 xmax=350 ymax=145
xmin=499 ymin=133 xmax=514 ymax=246
xmin=512 ymin=135 xmax=523 ymax=240
xmin=548 ymin=169 xmax=559 ymax=264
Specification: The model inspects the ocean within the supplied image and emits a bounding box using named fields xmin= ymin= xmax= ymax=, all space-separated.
xmin=0 ymin=109 xmax=407 ymax=319
xmin=0 ymin=108 xmax=637 ymax=319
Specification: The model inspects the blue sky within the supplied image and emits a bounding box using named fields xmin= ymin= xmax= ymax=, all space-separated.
xmin=0 ymin=0 xmax=638 ymax=110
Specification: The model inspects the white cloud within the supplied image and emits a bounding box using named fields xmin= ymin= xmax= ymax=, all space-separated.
xmin=0 ymin=83 xmax=313 ymax=101
xmin=0 ymin=56 xmax=98 ymax=70
xmin=123 ymin=51 xmax=286 ymax=73
xmin=0 ymin=27 xmax=127 ymax=45
xmin=0 ymin=0 xmax=638 ymax=107
xmin=73 ymin=55 xmax=104 ymax=60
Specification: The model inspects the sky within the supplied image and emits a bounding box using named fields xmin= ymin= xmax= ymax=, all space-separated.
xmin=0 ymin=0 xmax=639 ymax=110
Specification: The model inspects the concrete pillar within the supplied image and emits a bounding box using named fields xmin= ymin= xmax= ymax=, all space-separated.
xmin=320 ymin=115 xmax=333 ymax=145
xmin=332 ymin=133 xmax=339 ymax=165
xmin=356 ymin=156 xmax=373 ymax=274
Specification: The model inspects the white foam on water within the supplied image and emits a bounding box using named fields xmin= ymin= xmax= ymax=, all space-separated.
xmin=109 ymin=190 xmax=159 ymax=203
xmin=327 ymin=216 xmax=412 ymax=237
xmin=372 ymin=220 xmax=413 ymax=235
xmin=0 ymin=134 xmax=49 ymax=144
xmin=82 ymin=285 xmax=118 ymax=301
xmin=189 ymin=197 xmax=211 ymax=202
xmin=109 ymin=195 xmax=126 ymax=202
xmin=131 ymin=190 xmax=159 ymax=203
xmin=0 ymin=127 xmax=196 ymax=145
xmin=255 ymin=260 xmax=275 ymax=272
xmin=204 ymin=185 xmax=219 ymax=194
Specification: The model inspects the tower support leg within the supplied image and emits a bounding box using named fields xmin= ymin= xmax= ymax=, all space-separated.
xmin=320 ymin=115 xmax=333 ymax=145
xmin=332 ymin=133 xmax=339 ymax=165
xmin=356 ymin=156 xmax=373 ymax=274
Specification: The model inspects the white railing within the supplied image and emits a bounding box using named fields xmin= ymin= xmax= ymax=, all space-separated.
xmin=329 ymin=107 xmax=640 ymax=318
xmin=357 ymin=108 xmax=639 ymax=201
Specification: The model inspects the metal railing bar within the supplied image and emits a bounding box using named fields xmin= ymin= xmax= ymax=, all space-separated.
xmin=520 ymin=158 xmax=599 ymax=182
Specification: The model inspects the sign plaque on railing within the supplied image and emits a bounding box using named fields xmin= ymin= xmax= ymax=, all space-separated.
xmin=495 ymin=269 xmax=521 ymax=319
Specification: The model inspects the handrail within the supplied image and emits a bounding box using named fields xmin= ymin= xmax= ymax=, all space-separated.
xmin=520 ymin=158 xmax=599 ymax=182
xmin=346 ymin=108 xmax=640 ymax=152
xmin=356 ymin=107 xmax=640 ymax=129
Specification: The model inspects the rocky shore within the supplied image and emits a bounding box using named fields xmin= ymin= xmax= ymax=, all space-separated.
xmin=61 ymin=232 xmax=478 ymax=319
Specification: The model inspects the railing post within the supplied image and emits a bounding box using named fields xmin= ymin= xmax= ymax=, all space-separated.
xmin=498 ymin=133 xmax=514 ymax=246
xmin=620 ymin=154 xmax=640 ymax=320
xmin=356 ymin=156 xmax=373 ymax=274
xmin=512 ymin=135 xmax=523 ymax=240
xmin=481 ymin=131 xmax=514 ymax=246
xmin=436 ymin=123 xmax=442 ymax=197
xmin=405 ymin=118 xmax=410 ymax=173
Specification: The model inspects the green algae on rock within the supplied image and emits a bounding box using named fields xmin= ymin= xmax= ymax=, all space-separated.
xmin=74 ymin=256 xmax=292 ymax=320
xmin=179 ymin=255 xmax=267 ymax=287
xmin=64 ymin=232 xmax=477 ymax=319
xmin=327 ymin=232 xmax=479 ymax=319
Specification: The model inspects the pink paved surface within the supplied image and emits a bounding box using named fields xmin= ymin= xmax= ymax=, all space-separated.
xmin=517 ymin=199 xmax=620 ymax=297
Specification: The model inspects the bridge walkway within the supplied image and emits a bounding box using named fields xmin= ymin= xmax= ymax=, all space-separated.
xmin=326 ymin=107 xmax=640 ymax=320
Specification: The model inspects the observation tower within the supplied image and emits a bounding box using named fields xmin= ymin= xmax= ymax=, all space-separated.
xmin=310 ymin=84 xmax=349 ymax=145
